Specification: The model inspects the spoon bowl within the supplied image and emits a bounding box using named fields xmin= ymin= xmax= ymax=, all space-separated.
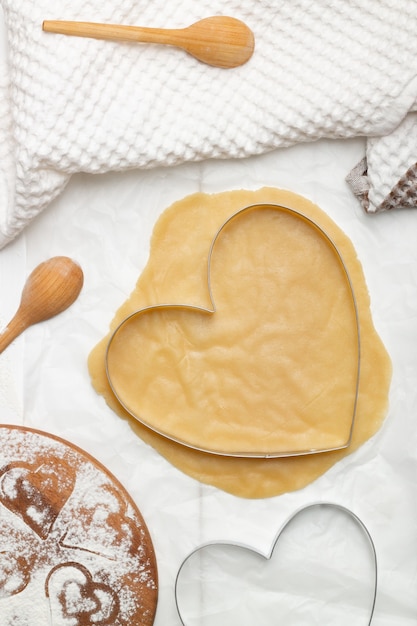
xmin=42 ymin=16 xmax=255 ymax=68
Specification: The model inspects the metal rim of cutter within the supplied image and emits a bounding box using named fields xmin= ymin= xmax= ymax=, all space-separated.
xmin=174 ymin=502 xmax=377 ymax=626
xmin=105 ymin=203 xmax=361 ymax=458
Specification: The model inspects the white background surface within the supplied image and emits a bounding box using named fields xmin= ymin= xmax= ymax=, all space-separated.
xmin=1 ymin=8 xmax=417 ymax=625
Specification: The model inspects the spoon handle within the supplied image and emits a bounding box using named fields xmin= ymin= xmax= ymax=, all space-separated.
xmin=0 ymin=310 xmax=29 ymax=354
xmin=43 ymin=20 xmax=187 ymax=46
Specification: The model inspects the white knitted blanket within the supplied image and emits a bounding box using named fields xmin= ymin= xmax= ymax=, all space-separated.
xmin=0 ymin=0 xmax=416 ymax=248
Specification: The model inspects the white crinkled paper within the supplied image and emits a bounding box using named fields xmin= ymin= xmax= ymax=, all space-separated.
xmin=2 ymin=136 xmax=417 ymax=625
xmin=0 ymin=0 xmax=417 ymax=248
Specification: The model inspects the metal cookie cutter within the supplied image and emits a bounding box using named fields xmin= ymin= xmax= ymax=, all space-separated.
xmin=175 ymin=502 xmax=377 ymax=626
xmin=105 ymin=203 xmax=361 ymax=458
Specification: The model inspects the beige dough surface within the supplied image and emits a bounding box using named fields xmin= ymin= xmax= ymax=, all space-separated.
xmin=89 ymin=188 xmax=392 ymax=499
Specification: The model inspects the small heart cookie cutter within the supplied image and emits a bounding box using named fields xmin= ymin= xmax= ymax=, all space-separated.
xmin=105 ymin=203 xmax=361 ymax=458
xmin=174 ymin=502 xmax=377 ymax=626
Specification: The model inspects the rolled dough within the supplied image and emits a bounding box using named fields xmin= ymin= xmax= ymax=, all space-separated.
xmin=89 ymin=188 xmax=391 ymax=498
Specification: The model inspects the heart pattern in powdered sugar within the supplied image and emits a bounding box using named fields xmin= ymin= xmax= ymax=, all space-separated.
xmin=0 ymin=427 xmax=158 ymax=626
xmin=46 ymin=562 xmax=120 ymax=625
xmin=0 ymin=458 xmax=75 ymax=539
xmin=60 ymin=484 xmax=143 ymax=560
xmin=0 ymin=550 xmax=32 ymax=598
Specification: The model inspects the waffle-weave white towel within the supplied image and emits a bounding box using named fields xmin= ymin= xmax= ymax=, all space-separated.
xmin=347 ymin=112 xmax=417 ymax=213
xmin=0 ymin=0 xmax=416 ymax=247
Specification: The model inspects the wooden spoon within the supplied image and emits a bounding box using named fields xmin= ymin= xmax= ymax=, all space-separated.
xmin=0 ymin=257 xmax=84 ymax=354
xmin=42 ymin=15 xmax=255 ymax=68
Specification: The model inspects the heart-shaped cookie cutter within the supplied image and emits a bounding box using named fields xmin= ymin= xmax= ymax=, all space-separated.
xmin=174 ymin=502 xmax=377 ymax=626
xmin=105 ymin=203 xmax=361 ymax=458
